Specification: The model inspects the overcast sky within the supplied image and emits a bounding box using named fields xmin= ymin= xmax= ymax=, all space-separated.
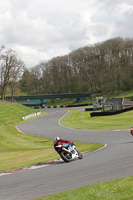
xmin=0 ymin=0 xmax=133 ymax=68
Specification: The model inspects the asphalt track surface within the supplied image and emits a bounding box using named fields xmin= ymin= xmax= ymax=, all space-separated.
xmin=0 ymin=108 xmax=133 ymax=200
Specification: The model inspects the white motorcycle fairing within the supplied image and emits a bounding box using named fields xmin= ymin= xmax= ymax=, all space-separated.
xmin=55 ymin=143 xmax=83 ymax=162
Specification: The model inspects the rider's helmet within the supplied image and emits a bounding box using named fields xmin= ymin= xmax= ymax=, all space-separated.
xmin=130 ymin=127 xmax=133 ymax=136
xmin=56 ymin=136 xmax=60 ymax=140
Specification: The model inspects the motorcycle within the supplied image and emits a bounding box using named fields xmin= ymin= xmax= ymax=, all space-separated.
xmin=54 ymin=143 xmax=83 ymax=162
xmin=130 ymin=127 xmax=133 ymax=136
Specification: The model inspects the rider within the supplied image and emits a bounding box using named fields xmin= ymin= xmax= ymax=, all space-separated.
xmin=54 ymin=136 xmax=82 ymax=159
xmin=54 ymin=136 xmax=72 ymax=151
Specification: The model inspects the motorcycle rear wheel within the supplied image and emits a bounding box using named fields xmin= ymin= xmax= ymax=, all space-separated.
xmin=60 ymin=151 xmax=72 ymax=162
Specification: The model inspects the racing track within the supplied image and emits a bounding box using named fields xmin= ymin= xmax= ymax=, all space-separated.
xmin=0 ymin=108 xmax=133 ymax=200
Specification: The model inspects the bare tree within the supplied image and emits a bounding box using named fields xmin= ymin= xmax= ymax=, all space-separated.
xmin=0 ymin=47 xmax=25 ymax=100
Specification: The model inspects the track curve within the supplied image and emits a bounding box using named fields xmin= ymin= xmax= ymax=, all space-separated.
xmin=0 ymin=108 xmax=133 ymax=200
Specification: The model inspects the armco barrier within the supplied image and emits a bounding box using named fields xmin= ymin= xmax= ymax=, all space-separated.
xmin=85 ymin=107 xmax=101 ymax=111
xmin=90 ymin=107 xmax=133 ymax=117
xmin=67 ymin=103 xmax=92 ymax=108
xmin=44 ymin=105 xmax=66 ymax=108
xmin=44 ymin=103 xmax=93 ymax=109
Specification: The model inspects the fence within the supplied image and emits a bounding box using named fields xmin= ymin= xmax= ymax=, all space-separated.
xmin=102 ymin=101 xmax=121 ymax=112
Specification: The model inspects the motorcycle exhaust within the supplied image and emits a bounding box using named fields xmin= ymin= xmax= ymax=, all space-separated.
xmin=62 ymin=148 xmax=72 ymax=154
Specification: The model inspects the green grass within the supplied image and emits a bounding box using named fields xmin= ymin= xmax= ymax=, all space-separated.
xmin=107 ymin=90 xmax=133 ymax=99
xmin=35 ymin=176 xmax=133 ymax=200
xmin=60 ymin=110 xmax=133 ymax=130
xmin=0 ymin=102 xmax=103 ymax=172
xmin=92 ymin=90 xmax=133 ymax=102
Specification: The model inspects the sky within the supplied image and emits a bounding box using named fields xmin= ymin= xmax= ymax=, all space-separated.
xmin=0 ymin=0 xmax=133 ymax=68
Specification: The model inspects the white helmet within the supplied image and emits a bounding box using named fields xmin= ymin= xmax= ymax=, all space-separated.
xmin=56 ymin=136 xmax=60 ymax=140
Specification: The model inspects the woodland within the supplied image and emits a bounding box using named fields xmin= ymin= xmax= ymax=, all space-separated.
xmin=1 ymin=37 xmax=133 ymax=99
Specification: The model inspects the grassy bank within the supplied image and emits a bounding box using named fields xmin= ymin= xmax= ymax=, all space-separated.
xmin=35 ymin=176 xmax=133 ymax=200
xmin=0 ymin=102 xmax=103 ymax=172
xmin=60 ymin=110 xmax=133 ymax=130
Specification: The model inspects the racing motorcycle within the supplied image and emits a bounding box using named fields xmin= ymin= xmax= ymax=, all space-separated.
xmin=130 ymin=127 xmax=133 ymax=136
xmin=54 ymin=143 xmax=83 ymax=162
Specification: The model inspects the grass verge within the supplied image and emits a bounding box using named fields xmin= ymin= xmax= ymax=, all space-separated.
xmin=60 ymin=110 xmax=133 ymax=130
xmin=34 ymin=176 xmax=133 ymax=200
xmin=0 ymin=102 xmax=103 ymax=172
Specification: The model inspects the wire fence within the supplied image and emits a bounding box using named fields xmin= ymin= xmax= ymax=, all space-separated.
xmin=93 ymin=101 xmax=121 ymax=112
xmin=102 ymin=102 xmax=121 ymax=112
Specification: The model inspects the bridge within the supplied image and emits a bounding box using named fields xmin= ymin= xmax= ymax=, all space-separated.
xmin=6 ymin=93 xmax=90 ymax=107
xmin=6 ymin=93 xmax=90 ymax=101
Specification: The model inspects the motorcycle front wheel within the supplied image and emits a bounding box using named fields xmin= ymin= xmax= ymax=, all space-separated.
xmin=77 ymin=151 xmax=83 ymax=159
xmin=60 ymin=151 xmax=72 ymax=162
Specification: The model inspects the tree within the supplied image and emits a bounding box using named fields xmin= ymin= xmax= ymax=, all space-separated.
xmin=20 ymin=69 xmax=35 ymax=94
xmin=0 ymin=47 xmax=25 ymax=100
xmin=19 ymin=37 xmax=133 ymax=96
